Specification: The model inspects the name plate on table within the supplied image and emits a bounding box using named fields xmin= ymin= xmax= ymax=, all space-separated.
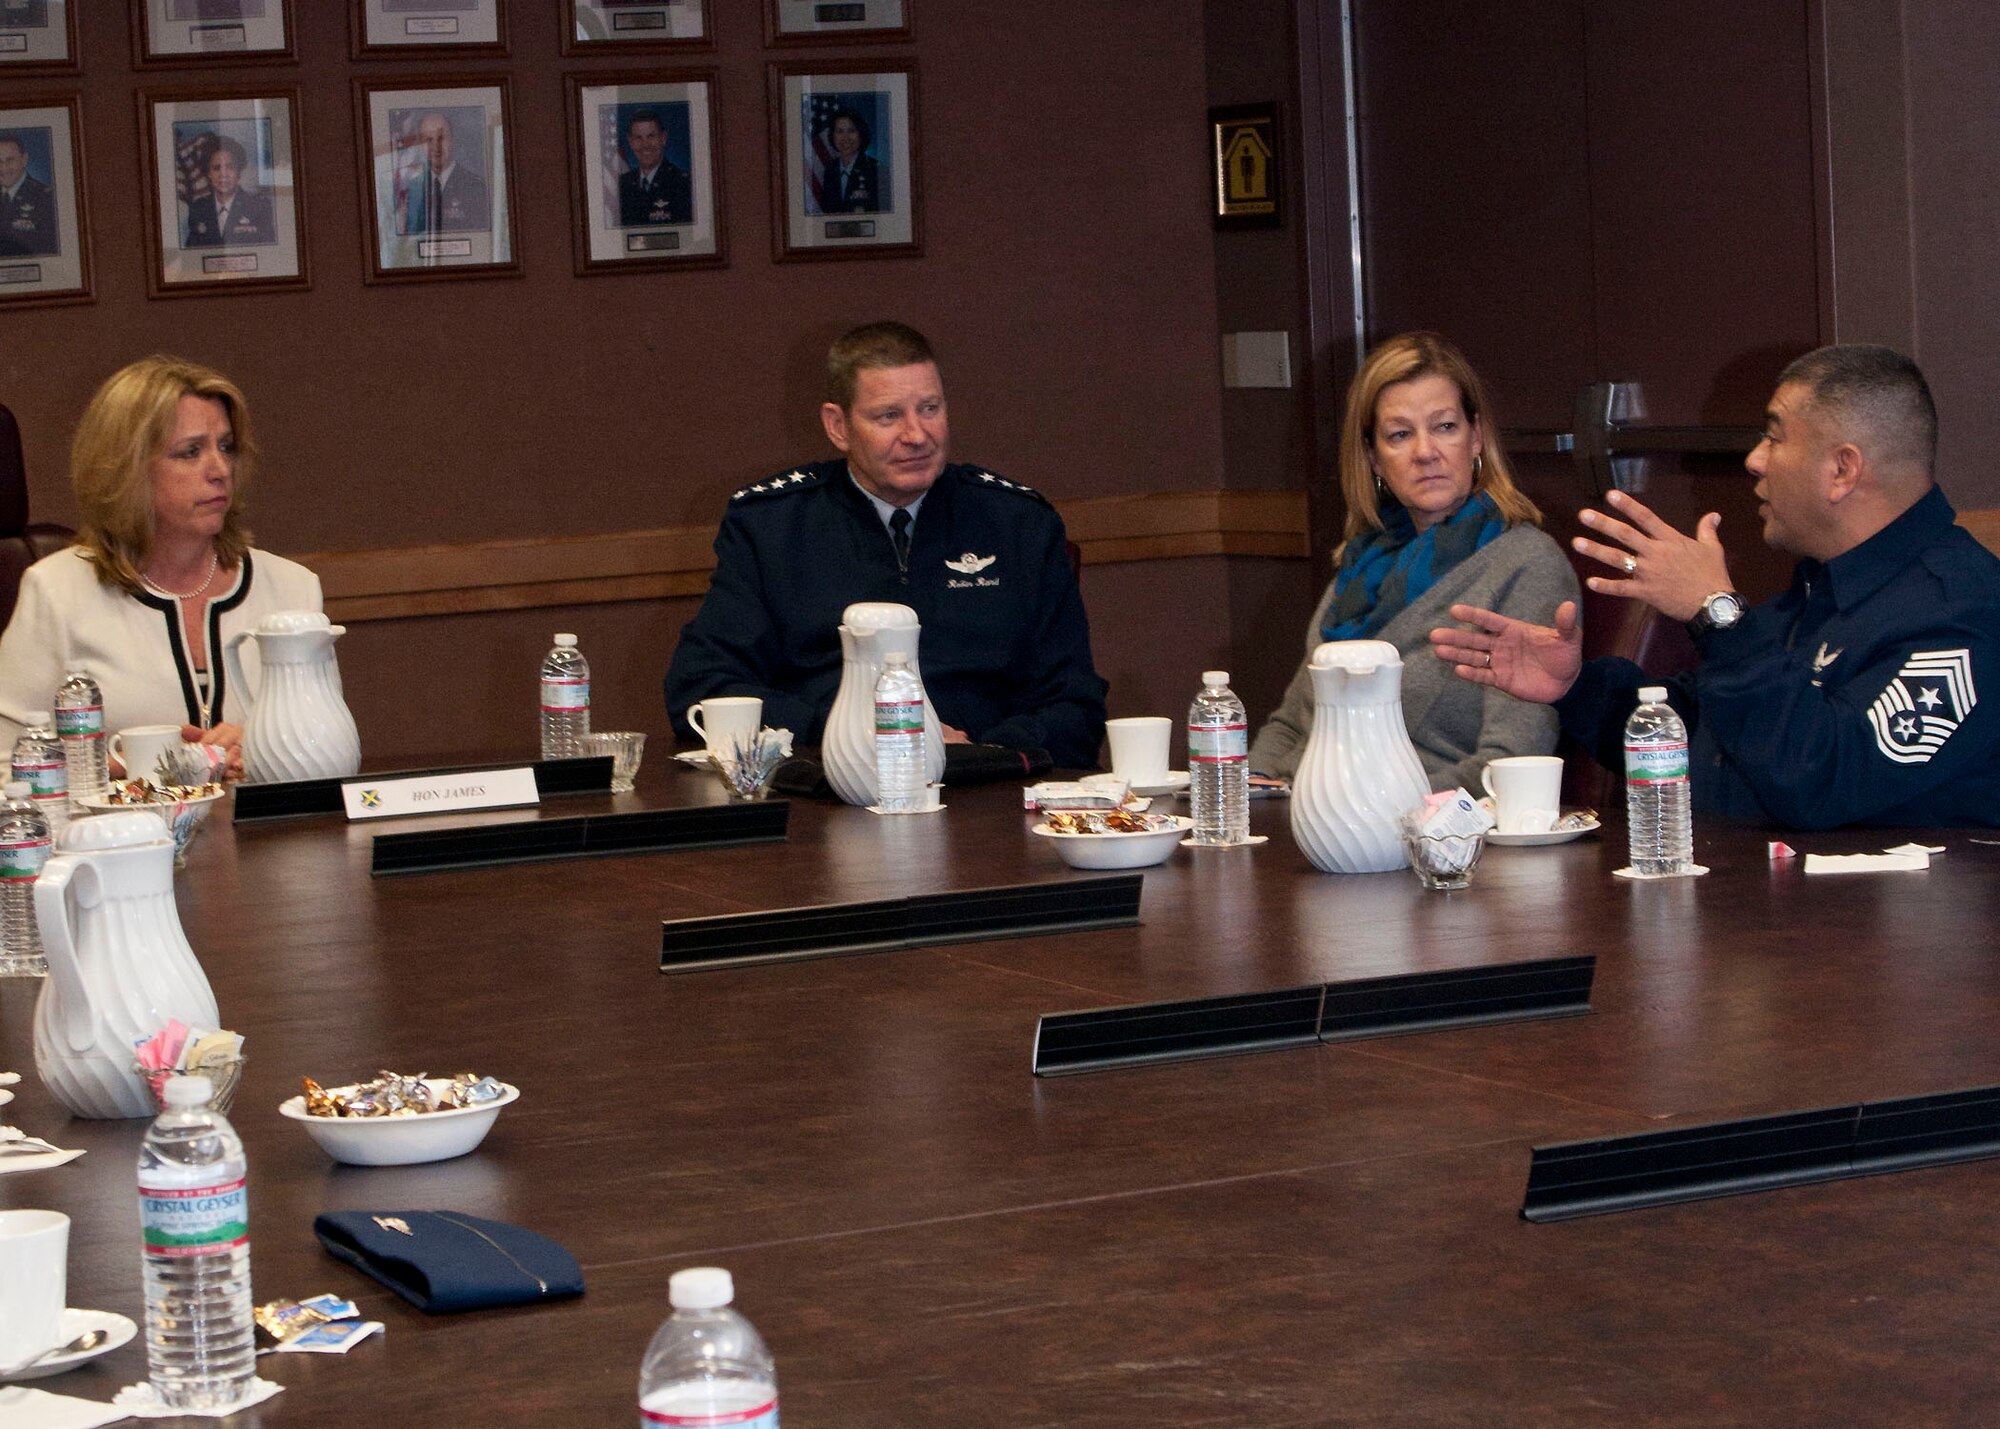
xmin=235 ymin=758 xmax=612 ymax=822
xmin=343 ymin=768 xmax=539 ymax=821
xmin=1521 ymin=1083 xmax=2000 ymax=1222
xmin=373 ymin=802 xmax=789 ymax=877
xmin=661 ymin=874 xmax=1143 ymax=975
xmin=1033 ymin=956 xmax=1596 ymax=1077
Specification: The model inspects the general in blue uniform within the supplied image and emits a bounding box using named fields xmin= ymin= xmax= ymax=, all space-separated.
xmin=664 ymin=459 xmax=1107 ymax=769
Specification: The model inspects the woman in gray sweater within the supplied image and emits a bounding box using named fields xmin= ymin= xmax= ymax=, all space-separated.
xmin=1249 ymin=332 xmax=1579 ymax=791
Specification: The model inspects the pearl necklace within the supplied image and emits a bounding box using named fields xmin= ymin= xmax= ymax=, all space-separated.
xmin=142 ymin=548 xmax=219 ymax=601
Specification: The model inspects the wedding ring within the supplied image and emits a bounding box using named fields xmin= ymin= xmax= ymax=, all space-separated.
xmin=1483 ymin=651 xmax=1493 ymax=669
xmin=1621 ymin=555 xmax=1638 ymax=574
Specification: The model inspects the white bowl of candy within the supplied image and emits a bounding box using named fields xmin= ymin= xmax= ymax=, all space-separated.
xmin=79 ymin=781 xmax=225 ymax=868
xmin=1031 ymin=812 xmax=1192 ymax=870
xmin=279 ymin=1072 xmax=518 ymax=1166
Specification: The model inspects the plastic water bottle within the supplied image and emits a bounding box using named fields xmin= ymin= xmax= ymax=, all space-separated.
xmin=1188 ymin=670 xmax=1249 ymax=845
xmin=0 ymin=780 xmax=50 ymax=977
xmin=11 ymin=725 xmax=67 ymax=838
xmin=1624 ymin=685 xmax=1694 ymax=876
xmin=873 ymin=650 xmax=927 ymax=813
xmin=55 ymin=670 xmax=109 ymax=810
xmin=138 ymin=1075 xmax=255 ymax=1411
xmin=54 ymin=669 xmax=108 ymax=810
xmin=539 ymin=633 xmax=591 ymax=758
xmin=639 ymin=1267 xmax=778 ymax=1428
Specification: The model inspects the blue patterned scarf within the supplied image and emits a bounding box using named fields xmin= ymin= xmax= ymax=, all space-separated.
xmin=1321 ymin=491 xmax=1507 ymax=642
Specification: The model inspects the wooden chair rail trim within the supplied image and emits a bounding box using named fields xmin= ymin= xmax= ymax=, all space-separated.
xmin=310 ymin=488 xmax=1312 ymax=623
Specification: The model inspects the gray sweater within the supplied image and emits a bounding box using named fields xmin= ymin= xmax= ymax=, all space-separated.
xmin=1248 ymin=524 xmax=1580 ymax=791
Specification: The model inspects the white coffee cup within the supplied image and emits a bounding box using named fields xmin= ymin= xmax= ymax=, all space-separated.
xmin=1105 ymin=716 xmax=1172 ymax=786
xmin=1481 ymin=755 xmax=1564 ymax=834
xmin=111 ymin=724 xmax=187 ymax=782
xmin=687 ymin=697 xmax=763 ymax=758
xmin=0 ymin=1209 xmax=68 ymax=1374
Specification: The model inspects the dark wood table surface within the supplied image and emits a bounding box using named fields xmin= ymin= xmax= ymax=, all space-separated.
xmin=5 ymin=760 xmax=1999 ymax=1426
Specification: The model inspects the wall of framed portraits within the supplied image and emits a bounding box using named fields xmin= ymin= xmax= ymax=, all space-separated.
xmin=0 ymin=1 xmax=1321 ymax=754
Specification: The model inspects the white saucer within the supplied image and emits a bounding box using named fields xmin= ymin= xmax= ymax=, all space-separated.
xmin=1 ymin=1308 xmax=136 ymax=1380
xmin=672 ymin=749 xmax=715 ymax=767
xmin=1127 ymin=771 xmax=1191 ymax=797
xmin=1487 ymin=816 xmax=1601 ymax=848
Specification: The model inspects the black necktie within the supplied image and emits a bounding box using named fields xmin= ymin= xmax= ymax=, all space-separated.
xmin=889 ymin=508 xmax=912 ymax=569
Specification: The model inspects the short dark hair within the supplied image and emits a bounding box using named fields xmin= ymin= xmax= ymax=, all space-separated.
xmin=825 ymin=321 xmax=936 ymax=409
xmin=827 ymin=106 xmax=872 ymax=152
xmin=207 ymin=135 xmax=248 ymax=171
xmin=626 ymin=109 xmax=663 ymax=135
xmin=1778 ymin=344 xmax=1937 ymax=476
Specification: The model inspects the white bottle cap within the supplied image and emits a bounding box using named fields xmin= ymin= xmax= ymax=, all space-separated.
xmin=1202 ymin=670 xmax=1229 ymax=686
xmin=162 ymin=1075 xmax=214 ymax=1108
xmin=669 ymin=1267 xmax=734 ymax=1310
xmin=554 ymin=633 xmax=578 ymax=647
xmin=4 ymin=781 xmax=25 ymax=800
xmin=1638 ymin=685 xmax=1668 ymax=703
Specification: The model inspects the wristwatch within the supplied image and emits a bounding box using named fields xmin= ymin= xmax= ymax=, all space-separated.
xmin=1685 ymin=589 xmax=1746 ymax=639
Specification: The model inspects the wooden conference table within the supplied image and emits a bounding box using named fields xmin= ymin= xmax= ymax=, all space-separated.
xmin=4 ymin=761 xmax=1999 ymax=1426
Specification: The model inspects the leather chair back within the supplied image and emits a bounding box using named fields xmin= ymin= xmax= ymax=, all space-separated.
xmin=0 ymin=401 xmax=77 ymax=630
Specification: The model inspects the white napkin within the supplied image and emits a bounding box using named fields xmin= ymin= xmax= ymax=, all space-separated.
xmin=0 ymin=1147 xmax=87 ymax=1176
xmin=113 ymin=1378 xmax=282 ymax=1418
xmin=0 ymin=1386 xmax=129 ymax=1429
xmin=1804 ymin=849 xmax=1930 ymax=874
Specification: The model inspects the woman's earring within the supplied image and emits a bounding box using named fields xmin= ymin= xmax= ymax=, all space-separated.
xmin=1472 ymin=452 xmax=1484 ymax=482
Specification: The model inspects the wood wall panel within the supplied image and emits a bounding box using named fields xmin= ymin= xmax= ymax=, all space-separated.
xmin=306 ymin=489 xmax=1311 ymax=622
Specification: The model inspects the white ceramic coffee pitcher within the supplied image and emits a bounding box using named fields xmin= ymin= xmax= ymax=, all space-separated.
xmin=222 ymin=610 xmax=362 ymax=784
xmin=1290 ymin=639 xmax=1432 ymax=873
xmin=33 ymin=811 xmax=220 ymax=1119
xmin=821 ymin=602 xmax=947 ymax=806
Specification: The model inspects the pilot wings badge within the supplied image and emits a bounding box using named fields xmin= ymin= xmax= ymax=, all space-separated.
xmin=1866 ymin=648 xmax=1977 ymax=764
xmin=944 ymin=552 xmax=997 ymax=575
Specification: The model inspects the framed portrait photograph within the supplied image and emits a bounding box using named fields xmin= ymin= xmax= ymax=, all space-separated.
xmin=133 ymin=0 xmax=296 ymax=65
xmin=355 ymin=77 xmax=517 ymax=282
xmin=769 ymin=61 xmax=917 ymax=262
xmin=566 ymin=71 xmax=722 ymax=275
xmin=140 ymin=88 xmax=307 ymax=297
xmin=563 ymin=0 xmax=708 ymax=53
xmin=353 ymin=0 xmax=505 ymax=57
xmin=0 ymin=95 xmax=90 ymax=307
xmin=0 ymin=0 xmax=77 ymax=74
xmin=765 ymin=0 xmax=909 ymax=45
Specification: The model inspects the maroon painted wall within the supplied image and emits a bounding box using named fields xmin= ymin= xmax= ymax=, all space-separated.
xmin=1 ymin=4 xmax=1225 ymax=547
xmin=1 ymin=3 xmax=1245 ymax=764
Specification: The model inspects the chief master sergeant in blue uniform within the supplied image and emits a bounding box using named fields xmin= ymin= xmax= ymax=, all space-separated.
xmin=664 ymin=321 xmax=1108 ymax=769
xmin=1431 ymin=344 xmax=2000 ymax=829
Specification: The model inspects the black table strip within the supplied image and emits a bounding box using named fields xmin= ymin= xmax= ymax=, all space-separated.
xmin=233 ymin=757 xmax=614 ymax=822
xmin=1033 ymin=984 xmax=1327 ymax=1077
xmin=1319 ymin=956 xmax=1597 ymax=1043
xmin=1033 ymin=955 xmax=1595 ymax=1078
xmin=1520 ymin=1083 xmax=2000 ymax=1222
xmin=371 ymin=802 xmax=788 ymax=876
xmin=660 ymin=873 xmax=1143 ymax=975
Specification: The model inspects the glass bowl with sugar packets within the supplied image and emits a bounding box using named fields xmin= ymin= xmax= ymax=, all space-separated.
xmin=80 ymin=777 xmax=226 ymax=868
xmin=279 ymin=1070 xmax=518 ymax=1166
xmin=1400 ymin=789 xmax=1494 ymax=890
